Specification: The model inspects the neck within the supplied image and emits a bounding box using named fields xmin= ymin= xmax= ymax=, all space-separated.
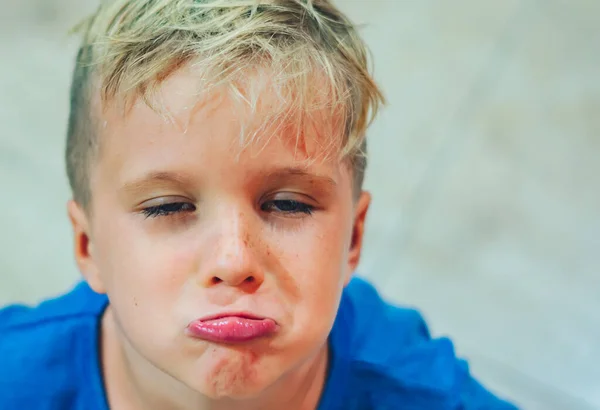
xmin=101 ymin=307 xmax=329 ymax=410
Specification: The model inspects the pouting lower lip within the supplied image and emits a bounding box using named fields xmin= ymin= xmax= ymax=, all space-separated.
xmin=187 ymin=316 xmax=278 ymax=343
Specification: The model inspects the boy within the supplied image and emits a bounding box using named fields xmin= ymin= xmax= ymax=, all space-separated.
xmin=0 ymin=0 xmax=517 ymax=409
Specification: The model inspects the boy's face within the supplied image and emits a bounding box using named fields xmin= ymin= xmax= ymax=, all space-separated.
xmin=69 ymin=68 xmax=370 ymax=399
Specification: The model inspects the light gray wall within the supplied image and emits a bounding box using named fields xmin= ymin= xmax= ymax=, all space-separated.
xmin=1 ymin=1 xmax=598 ymax=408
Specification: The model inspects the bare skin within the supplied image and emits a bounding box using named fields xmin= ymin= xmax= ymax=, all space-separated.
xmin=68 ymin=68 xmax=370 ymax=410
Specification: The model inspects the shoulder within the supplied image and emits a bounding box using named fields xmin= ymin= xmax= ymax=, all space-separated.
xmin=340 ymin=276 xmax=432 ymax=355
xmin=335 ymin=277 xmax=519 ymax=409
xmin=0 ymin=282 xmax=107 ymax=408
xmin=342 ymin=277 xmax=429 ymax=338
xmin=0 ymin=281 xmax=106 ymax=344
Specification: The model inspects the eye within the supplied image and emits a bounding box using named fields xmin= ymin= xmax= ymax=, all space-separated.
xmin=261 ymin=199 xmax=314 ymax=215
xmin=141 ymin=202 xmax=196 ymax=218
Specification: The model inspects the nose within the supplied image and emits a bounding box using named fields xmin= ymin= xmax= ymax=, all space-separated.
xmin=198 ymin=210 xmax=264 ymax=291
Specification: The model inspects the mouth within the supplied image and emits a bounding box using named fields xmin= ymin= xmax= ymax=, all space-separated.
xmin=186 ymin=312 xmax=278 ymax=344
xmin=198 ymin=312 xmax=267 ymax=322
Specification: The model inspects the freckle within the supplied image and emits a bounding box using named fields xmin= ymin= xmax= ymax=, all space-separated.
xmin=249 ymin=350 xmax=259 ymax=366
xmin=133 ymin=297 xmax=138 ymax=307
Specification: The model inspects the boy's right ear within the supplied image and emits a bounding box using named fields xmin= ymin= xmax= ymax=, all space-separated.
xmin=67 ymin=200 xmax=106 ymax=294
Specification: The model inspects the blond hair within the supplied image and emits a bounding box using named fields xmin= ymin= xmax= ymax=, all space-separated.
xmin=66 ymin=0 xmax=384 ymax=207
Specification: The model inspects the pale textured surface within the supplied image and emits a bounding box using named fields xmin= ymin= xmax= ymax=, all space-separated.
xmin=0 ymin=1 xmax=598 ymax=409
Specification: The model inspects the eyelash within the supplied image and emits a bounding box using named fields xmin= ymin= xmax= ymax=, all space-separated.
xmin=141 ymin=202 xmax=195 ymax=218
xmin=261 ymin=199 xmax=314 ymax=216
xmin=141 ymin=199 xmax=314 ymax=219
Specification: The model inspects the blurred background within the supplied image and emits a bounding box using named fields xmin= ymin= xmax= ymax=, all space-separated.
xmin=0 ymin=0 xmax=598 ymax=408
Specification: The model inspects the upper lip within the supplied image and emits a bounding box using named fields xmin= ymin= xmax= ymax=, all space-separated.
xmin=197 ymin=311 xmax=268 ymax=322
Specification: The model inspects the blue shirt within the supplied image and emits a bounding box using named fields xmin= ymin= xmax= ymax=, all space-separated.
xmin=0 ymin=277 xmax=517 ymax=409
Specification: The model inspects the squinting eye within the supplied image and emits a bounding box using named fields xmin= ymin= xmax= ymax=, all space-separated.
xmin=261 ymin=199 xmax=314 ymax=215
xmin=141 ymin=202 xmax=196 ymax=218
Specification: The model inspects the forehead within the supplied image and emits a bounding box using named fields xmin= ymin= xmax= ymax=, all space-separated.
xmin=95 ymin=66 xmax=351 ymax=190
xmin=105 ymin=65 xmax=344 ymax=153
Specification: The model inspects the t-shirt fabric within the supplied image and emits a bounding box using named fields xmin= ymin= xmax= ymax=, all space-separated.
xmin=0 ymin=277 xmax=518 ymax=409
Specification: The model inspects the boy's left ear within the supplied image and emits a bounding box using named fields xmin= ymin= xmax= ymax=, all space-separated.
xmin=345 ymin=191 xmax=371 ymax=286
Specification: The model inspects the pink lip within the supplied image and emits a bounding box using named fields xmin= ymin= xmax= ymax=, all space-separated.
xmin=187 ymin=313 xmax=278 ymax=343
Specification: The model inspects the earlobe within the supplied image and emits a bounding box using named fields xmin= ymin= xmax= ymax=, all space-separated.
xmin=67 ymin=200 xmax=106 ymax=294
xmin=345 ymin=191 xmax=371 ymax=285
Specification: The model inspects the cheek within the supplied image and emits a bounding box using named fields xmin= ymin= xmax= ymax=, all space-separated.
xmin=95 ymin=213 xmax=199 ymax=314
xmin=269 ymin=214 xmax=351 ymax=330
xmin=294 ymin=214 xmax=351 ymax=279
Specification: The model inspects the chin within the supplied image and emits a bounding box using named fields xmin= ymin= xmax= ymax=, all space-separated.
xmin=188 ymin=346 xmax=274 ymax=400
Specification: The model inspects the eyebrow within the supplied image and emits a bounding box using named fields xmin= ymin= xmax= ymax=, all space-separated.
xmin=263 ymin=167 xmax=338 ymax=187
xmin=120 ymin=167 xmax=337 ymax=195
xmin=120 ymin=171 xmax=194 ymax=194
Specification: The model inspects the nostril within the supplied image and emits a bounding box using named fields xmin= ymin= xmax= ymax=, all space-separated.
xmin=208 ymin=275 xmax=257 ymax=287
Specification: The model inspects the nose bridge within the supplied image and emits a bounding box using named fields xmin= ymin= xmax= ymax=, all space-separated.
xmin=219 ymin=208 xmax=249 ymax=258
xmin=201 ymin=205 xmax=262 ymax=287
